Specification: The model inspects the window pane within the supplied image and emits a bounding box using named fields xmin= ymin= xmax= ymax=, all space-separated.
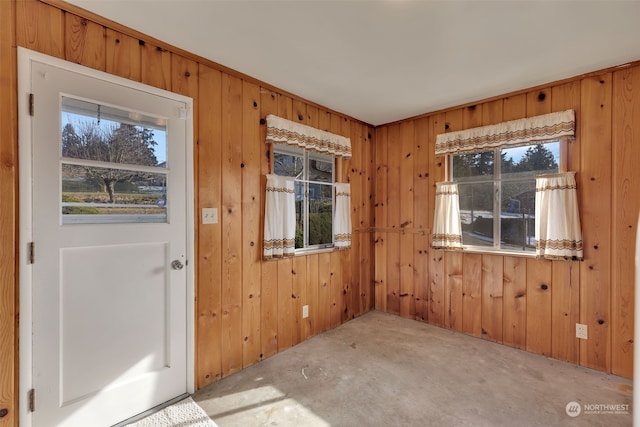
xmin=62 ymin=163 xmax=167 ymax=224
xmin=61 ymin=97 xmax=167 ymax=168
xmin=452 ymin=151 xmax=494 ymax=179
xmin=501 ymin=142 xmax=559 ymax=178
xmin=458 ymin=182 xmax=493 ymax=247
xmin=274 ymin=152 xmax=303 ymax=178
xmin=308 ymin=156 xmax=333 ymax=183
xmin=295 ymin=181 xmax=304 ymax=248
xmin=501 ymin=180 xmax=536 ymax=251
xmin=308 ymin=183 xmax=333 ymax=246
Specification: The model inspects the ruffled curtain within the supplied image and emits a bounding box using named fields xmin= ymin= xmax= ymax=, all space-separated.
xmin=535 ymin=172 xmax=583 ymax=260
xmin=263 ymin=174 xmax=296 ymax=260
xmin=334 ymin=183 xmax=352 ymax=249
xmin=435 ymin=109 xmax=575 ymax=156
xmin=265 ymin=114 xmax=352 ymax=159
xmin=432 ymin=182 xmax=463 ymax=250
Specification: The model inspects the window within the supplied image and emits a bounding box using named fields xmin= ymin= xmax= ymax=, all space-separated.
xmin=273 ymin=145 xmax=335 ymax=250
xmin=451 ymin=141 xmax=560 ymax=253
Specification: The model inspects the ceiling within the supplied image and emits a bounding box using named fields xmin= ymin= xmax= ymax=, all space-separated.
xmin=65 ymin=0 xmax=640 ymax=126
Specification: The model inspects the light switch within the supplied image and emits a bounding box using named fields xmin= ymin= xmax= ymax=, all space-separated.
xmin=202 ymin=208 xmax=218 ymax=224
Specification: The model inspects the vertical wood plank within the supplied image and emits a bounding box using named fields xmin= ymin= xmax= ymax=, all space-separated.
xmin=359 ymin=125 xmax=374 ymax=314
xmin=330 ymin=250 xmax=342 ymax=328
xmin=105 ymin=29 xmax=141 ymax=81
xmin=0 ymin=0 xmax=16 ymax=423
xmin=306 ymin=254 xmax=319 ymax=337
xmin=413 ymin=118 xmax=430 ymax=322
xmin=428 ymin=250 xmax=445 ymax=327
xmin=241 ymin=81 xmax=262 ymax=368
xmin=386 ymin=124 xmax=401 ymax=314
xmin=292 ymin=256 xmax=307 ymax=345
xmin=64 ymin=13 xmax=105 ymax=70
xmin=611 ymin=67 xmax=638 ymax=377
xmin=260 ymin=260 xmax=278 ymax=359
xmin=220 ymin=73 xmax=243 ymax=376
xmin=550 ymin=79 xmax=581 ymax=365
xmin=171 ymin=55 xmax=198 ymax=98
xmin=462 ymin=253 xmax=482 ymax=337
xmin=196 ymin=64 xmax=223 ymax=387
xmin=260 ymin=90 xmax=279 ymax=360
xmin=141 ymin=41 xmax=171 ymax=90
xmin=374 ymin=127 xmax=388 ymax=312
xmin=526 ymin=258 xmax=552 ymax=356
xmin=481 ymin=254 xmax=503 ymax=343
xmin=551 ymin=261 xmax=580 ymax=364
xmin=16 ymin=0 xmax=64 ymax=59
xmin=277 ymin=258 xmax=294 ymax=351
xmin=503 ymin=94 xmax=526 ymax=121
xmin=526 ymin=87 xmax=552 ymax=117
xmin=348 ymin=123 xmax=361 ymax=319
xmin=444 ymin=252 xmax=463 ymax=331
xmin=399 ymin=121 xmax=415 ymax=318
xmin=317 ymin=252 xmax=331 ymax=333
xmin=579 ymin=74 xmax=612 ymax=372
xmin=502 ymin=256 xmax=527 ymax=349
xmin=462 ymin=105 xmax=482 ymax=129
xmin=426 ymin=114 xmax=445 ymax=326
xmin=482 ymin=99 xmax=504 ymax=126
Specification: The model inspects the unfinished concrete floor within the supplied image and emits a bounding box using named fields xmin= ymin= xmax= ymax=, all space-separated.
xmin=193 ymin=311 xmax=632 ymax=426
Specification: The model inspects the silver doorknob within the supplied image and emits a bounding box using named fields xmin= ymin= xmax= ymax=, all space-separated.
xmin=171 ymin=260 xmax=184 ymax=270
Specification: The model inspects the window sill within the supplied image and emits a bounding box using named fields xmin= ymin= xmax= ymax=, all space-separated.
xmin=294 ymin=246 xmax=341 ymax=257
xmin=458 ymin=246 xmax=537 ymax=258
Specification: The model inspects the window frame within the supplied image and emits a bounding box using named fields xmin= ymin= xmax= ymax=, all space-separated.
xmin=273 ymin=144 xmax=336 ymax=252
xmin=449 ymin=140 xmax=564 ymax=255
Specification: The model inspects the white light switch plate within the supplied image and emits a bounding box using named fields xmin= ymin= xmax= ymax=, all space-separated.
xmin=202 ymin=208 xmax=218 ymax=224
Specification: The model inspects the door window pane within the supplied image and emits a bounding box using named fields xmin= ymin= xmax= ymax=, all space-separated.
xmin=62 ymin=97 xmax=167 ymax=167
xmin=61 ymin=97 xmax=168 ymax=224
xmin=62 ymin=164 xmax=167 ymax=224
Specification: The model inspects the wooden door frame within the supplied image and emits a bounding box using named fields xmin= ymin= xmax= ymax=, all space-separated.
xmin=17 ymin=47 xmax=195 ymax=427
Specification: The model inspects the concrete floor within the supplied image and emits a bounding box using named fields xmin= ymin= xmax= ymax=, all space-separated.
xmin=193 ymin=311 xmax=632 ymax=427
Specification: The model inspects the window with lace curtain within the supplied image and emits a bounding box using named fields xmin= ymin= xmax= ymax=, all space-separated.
xmin=450 ymin=141 xmax=560 ymax=253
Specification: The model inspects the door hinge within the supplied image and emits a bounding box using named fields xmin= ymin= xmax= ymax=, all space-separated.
xmin=29 ymin=93 xmax=34 ymax=116
xmin=28 ymin=388 xmax=35 ymax=412
xmin=27 ymin=242 xmax=35 ymax=264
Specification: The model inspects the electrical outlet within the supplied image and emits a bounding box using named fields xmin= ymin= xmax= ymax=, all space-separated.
xmin=576 ymin=323 xmax=588 ymax=340
xmin=302 ymin=305 xmax=309 ymax=319
xmin=202 ymin=208 xmax=218 ymax=224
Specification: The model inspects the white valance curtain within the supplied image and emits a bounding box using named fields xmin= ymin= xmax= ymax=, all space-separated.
xmin=265 ymin=114 xmax=352 ymax=159
xmin=334 ymin=183 xmax=352 ymax=249
xmin=432 ymin=182 xmax=463 ymax=250
xmin=263 ymin=174 xmax=296 ymax=260
xmin=435 ymin=109 xmax=575 ymax=156
xmin=535 ymin=172 xmax=583 ymax=260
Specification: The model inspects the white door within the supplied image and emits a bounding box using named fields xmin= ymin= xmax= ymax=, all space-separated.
xmin=20 ymin=51 xmax=192 ymax=427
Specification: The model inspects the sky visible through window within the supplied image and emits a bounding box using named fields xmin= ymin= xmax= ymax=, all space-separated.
xmin=62 ymin=111 xmax=167 ymax=165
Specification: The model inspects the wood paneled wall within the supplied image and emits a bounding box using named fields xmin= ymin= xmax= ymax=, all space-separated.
xmin=375 ymin=66 xmax=640 ymax=378
xmin=0 ymin=1 xmax=374 ymax=424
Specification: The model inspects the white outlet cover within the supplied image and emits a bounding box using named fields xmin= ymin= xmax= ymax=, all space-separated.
xmin=576 ymin=323 xmax=588 ymax=340
xmin=302 ymin=305 xmax=309 ymax=318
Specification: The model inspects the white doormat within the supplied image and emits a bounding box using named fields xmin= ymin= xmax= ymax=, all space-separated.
xmin=126 ymin=396 xmax=217 ymax=427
